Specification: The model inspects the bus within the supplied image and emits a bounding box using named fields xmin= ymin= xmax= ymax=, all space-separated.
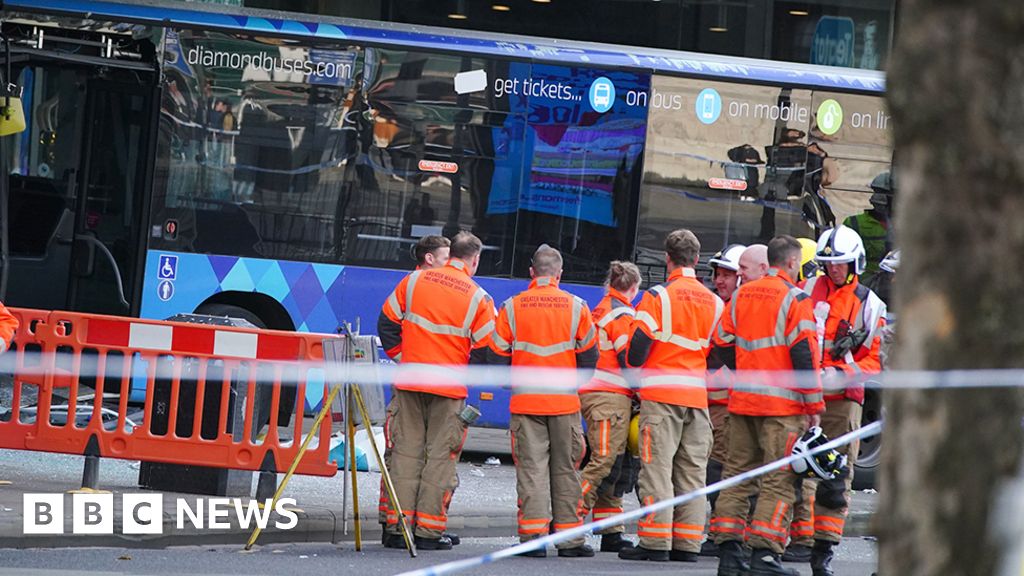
xmin=0 ymin=0 xmax=891 ymax=485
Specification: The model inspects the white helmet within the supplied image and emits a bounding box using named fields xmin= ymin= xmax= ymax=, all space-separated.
xmin=709 ymin=244 xmax=746 ymax=272
xmin=816 ymin=225 xmax=867 ymax=275
xmin=879 ymin=250 xmax=900 ymax=274
xmin=791 ymin=426 xmax=849 ymax=481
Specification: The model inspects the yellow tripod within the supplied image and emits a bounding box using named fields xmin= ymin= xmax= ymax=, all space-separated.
xmin=245 ymin=335 xmax=416 ymax=557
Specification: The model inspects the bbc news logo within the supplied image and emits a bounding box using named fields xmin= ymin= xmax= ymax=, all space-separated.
xmin=23 ymin=494 xmax=298 ymax=535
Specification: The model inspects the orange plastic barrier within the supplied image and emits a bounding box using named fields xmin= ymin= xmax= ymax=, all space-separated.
xmin=0 ymin=308 xmax=339 ymax=477
xmin=0 ymin=307 xmax=50 ymax=451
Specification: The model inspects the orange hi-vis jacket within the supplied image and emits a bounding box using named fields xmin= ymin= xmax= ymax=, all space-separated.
xmin=712 ymin=268 xmax=824 ymax=417
xmin=377 ymin=258 xmax=495 ymax=399
xmin=0 ymin=302 xmax=17 ymax=353
xmin=490 ymin=277 xmax=598 ymax=415
xmin=804 ymin=275 xmax=886 ymax=404
xmin=627 ymin=268 xmax=724 ymax=408
xmin=706 ymin=300 xmax=735 ymax=407
xmin=579 ymin=288 xmax=636 ymax=396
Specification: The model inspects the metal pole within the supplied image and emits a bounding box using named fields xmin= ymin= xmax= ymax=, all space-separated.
xmin=347 ymin=385 xmax=361 ymax=550
xmin=341 ymin=381 xmax=348 ymax=538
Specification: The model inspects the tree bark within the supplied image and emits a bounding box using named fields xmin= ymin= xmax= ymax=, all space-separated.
xmin=881 ymin=2 xmax=1024 ymax=575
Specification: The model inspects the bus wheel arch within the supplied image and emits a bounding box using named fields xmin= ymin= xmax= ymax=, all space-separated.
xmin=194 ymin=292 xmax=295 ymax=331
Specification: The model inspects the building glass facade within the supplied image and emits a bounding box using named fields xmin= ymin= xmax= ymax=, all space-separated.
xmin=238 ymin=0 xmax=896 ymax=70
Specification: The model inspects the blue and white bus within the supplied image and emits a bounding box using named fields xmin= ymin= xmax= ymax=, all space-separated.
xmin=1 ymin=0 xmax=891 ymax=481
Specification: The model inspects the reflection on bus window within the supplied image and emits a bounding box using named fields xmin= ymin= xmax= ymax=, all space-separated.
xmin=636 ymin=77 xmax=893 ymax=286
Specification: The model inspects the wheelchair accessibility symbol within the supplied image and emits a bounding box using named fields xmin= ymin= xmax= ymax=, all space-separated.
xmin=158 ymin=255 xmax=177 ymax=281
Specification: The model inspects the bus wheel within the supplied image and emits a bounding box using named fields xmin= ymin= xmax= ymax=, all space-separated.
xmin=194 ymin=303 xmax=267 ymax=329
xmin=853 ymin=387 xmax=883 ymax=491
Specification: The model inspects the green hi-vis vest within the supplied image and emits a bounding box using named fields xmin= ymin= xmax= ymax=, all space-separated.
xmin=843 ymin=212 xmax=889 ymax=281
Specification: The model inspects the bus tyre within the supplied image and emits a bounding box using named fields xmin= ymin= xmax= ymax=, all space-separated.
xmin=853 ymin=387 xmax=883 ymax=491
xmin=194 ymin=303 xmax=267 ymax=329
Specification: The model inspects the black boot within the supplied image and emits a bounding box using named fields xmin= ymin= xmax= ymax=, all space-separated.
xmin=382 ymin=533 xmax=406 ymax=549
xmin=811 ymin=540 xmax=835 ymax=576
xmin=557 ymin=544 xmax=596 ymax=558
xmin=781 ymin=543 xmax=812 ymax=562
xmin=716 ymin=541 xmax=751 ymax=576
xmin=516 ymin=547 xmax=547 ymax=558
xmin=414 ymin=535 xmax=453 ymax=550
xmin=599 ymin=533 xmax=633 ymax=552
xmin=749 ymin=548 xmax=799 ymax=576
xmin=700 ymin=538 xmax=720 ymax=557
xmin=670 ymin=550 xmax=699 ymax=562
xmin=443 ymin=532 xmax=461 ymax=546
xmin=618 ymin=545 xmax=669 ymax=562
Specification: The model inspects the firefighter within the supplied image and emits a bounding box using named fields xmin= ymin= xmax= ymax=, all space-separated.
xmin=619 ymin=229 xmax=724 ymax=563
xmin=782 ymin=236 xmax=823 ymax=555
xmin=710 ymin=235 xmax=824 ymax=576
xmin=577 ymin=260 xmax=642 ymax=553
xmin=710 ymin=244 xmax=746 ymax=302
xmin=376 ymin=232 xmax=495 ymax=551
xmin=784 ymin=226 xmax=885 ymax=576
xmin=702 ymin=244 xmax=745 ymax=557
xmin=738 ymin=244 xmax=769 ymax=285
xmin=413 ymin=234 xmax=451 ymax=270
xmin=796 ymin=238 xmax=821 ymax=287
xmin=843 ymin=172 xmax=894 ymax=284
xmin=377 ymin=233 xmax=453 ymax=539
xmin=489 ymin=245 xmax=598 ymax=558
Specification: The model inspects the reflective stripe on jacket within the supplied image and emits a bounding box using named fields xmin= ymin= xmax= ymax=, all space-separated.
xmin=579 ymin=289 xmax=635 ymax=396
xmin=713 ymin=268 xmax=823 ymax=416
xmin=630 ymin=268 xmax=723 ymax=408
xmin=491 ymin=277 xmax=597 ymax=415
xmin=804 ymin=275 xmax=886 ymax=403
xmin=378 ymin=258 xmax=495 ymax=399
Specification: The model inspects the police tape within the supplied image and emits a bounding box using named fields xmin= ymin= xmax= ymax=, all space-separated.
xmin=321 ymin=365 xmax=1024 ymax=391
xmin=395 ymin=421 xmax=883 ymax=576
xmin=5 ymin=347 xmax=1024 ymax=391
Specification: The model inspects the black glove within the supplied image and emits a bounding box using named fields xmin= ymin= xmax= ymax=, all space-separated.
xmin=815 ymin=465 xmax=850 ymax=509
xmin=831 ymin=319 xmax=868 ymax=361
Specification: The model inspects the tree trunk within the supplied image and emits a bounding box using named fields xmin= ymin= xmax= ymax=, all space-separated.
xmin=881 ymin=2 xmax=1024 ymax=575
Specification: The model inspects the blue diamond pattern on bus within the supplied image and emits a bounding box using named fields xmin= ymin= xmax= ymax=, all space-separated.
xmin=240 ymin=257 xmax=274 ymax=288
xmin=312 ymin=263 xmax=343 ymax=293
xmin=220 ymin=262 xmax=255 ymax=292
xmin=325 ymin=269 xmax=351 ymax=322
xmin=210 ymin=255 xmax=240 ymax=283
xmin=139 ymin=250 xmax=353 ymax=412
xmin=290 ymin=267 xmax=324 ymax=319
xmin=256 ymin=264 xmax=291 ymax=302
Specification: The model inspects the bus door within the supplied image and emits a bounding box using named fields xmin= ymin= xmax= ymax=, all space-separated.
xmin=4 ymin=61 xmax=155 ymax=315
xmin=66 ymin=80 xmax=154 ymax=315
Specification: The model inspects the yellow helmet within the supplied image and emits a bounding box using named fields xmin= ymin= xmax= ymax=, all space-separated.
xmin=797 ymin=237 xmax=820 ymax=282
xmin=627 ymin=414 xmax=640 ymax=457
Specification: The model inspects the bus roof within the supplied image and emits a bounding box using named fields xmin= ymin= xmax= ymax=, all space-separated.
xmin=7 ymin=0 xmax=886 ymax=93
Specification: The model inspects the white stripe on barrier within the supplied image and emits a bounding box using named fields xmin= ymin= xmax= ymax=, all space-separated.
xmin=395 ymin=421 xmax=883 ymax=576
xmin=214 ymin=330 xmax=259 ymax=359
xmin=128 ymin=323 xmax=173 ymax=351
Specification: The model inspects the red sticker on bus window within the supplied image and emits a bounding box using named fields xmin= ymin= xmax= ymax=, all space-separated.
xmin=418 ymin=160 xmax=458 ymax=174
xmin=708 ymin=178 xmax=748 ymax=191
